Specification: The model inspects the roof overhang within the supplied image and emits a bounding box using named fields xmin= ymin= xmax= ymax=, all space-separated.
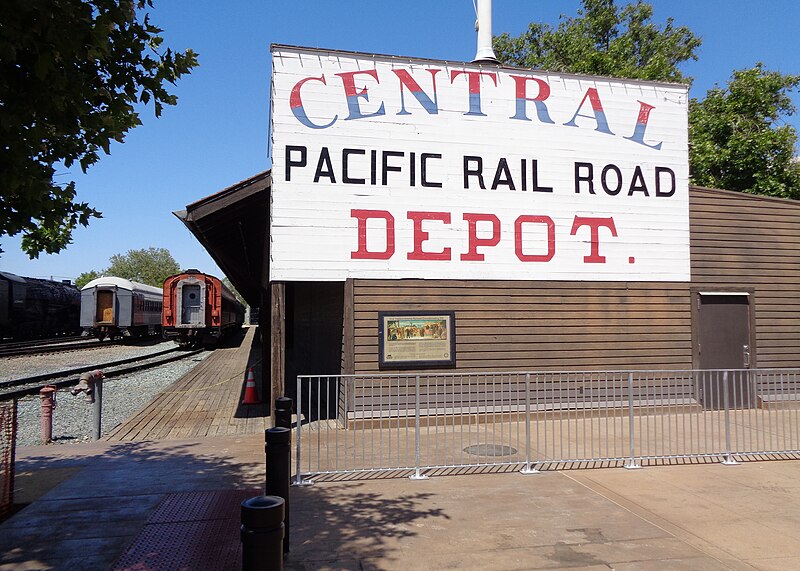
xmin=174 ymin=171 xmax=270 ymax=306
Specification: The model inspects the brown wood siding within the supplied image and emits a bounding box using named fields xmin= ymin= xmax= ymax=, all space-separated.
xmin=353 ymin=281 xmax=692 ymax=373
xmin=690 ymin=187 xmax=800 ymax=369
xmin=349 ymin=187 xmax=800 ymax=374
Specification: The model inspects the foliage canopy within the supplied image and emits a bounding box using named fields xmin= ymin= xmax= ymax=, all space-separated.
xmin=493 ymin=0 xmax=700 ymax=83
xmin=104 ymin=247 xmax=180 ymax=287
xmin=222 ymin=277 xmax=246 ymax=307
xmin=0 ymin=0 xmax=198 ymax=257
xmin=75 ymin=247 xmax=179 ymax=288
xmin=493 ymin=0 xmax=800 ymax=199
xmin=689 ymin=65 xmax=800 ymax=199
xmin=74 ymin=270 xmax=102 ymax=289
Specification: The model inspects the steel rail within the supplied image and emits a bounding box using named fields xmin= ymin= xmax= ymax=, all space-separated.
xmin=0 ymin=335 xmax=84 ymax=348
xmin=0 ymin=338 xmax=120 ymax=358
xmin=0 ymin=348 xmax=204 ymax=402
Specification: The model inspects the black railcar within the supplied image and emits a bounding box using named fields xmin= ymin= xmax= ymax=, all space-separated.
xmin=0 ymin=272 xmax=81 ymax=340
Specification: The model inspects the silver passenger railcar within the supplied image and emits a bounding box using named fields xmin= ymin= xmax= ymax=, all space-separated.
xmin=80 ymin=277 xmax=163 ymax=340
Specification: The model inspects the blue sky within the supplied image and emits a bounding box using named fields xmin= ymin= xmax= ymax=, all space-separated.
xmin=2 ymin=0 xmax=799 ymax=282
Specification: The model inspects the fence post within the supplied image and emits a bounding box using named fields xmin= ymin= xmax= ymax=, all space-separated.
xmin=292 ymin=376 xmax=311 ymax=486
xmin=265 ymin=427 xmax=291 ymax=553
xmin=241 ymin=495 xmax=284 ymax=571
xmin=409 ymin=375 xmax=428 ymax=480
xmin=624 ymin=373 xmax=641 ymax=469
xmin=521 ymin=373 xmax=538 ymax=474
xmin=722 ymin=371 xmax=739 ymax=465
xmin=342 ymin=375 xmax=348 ymax=430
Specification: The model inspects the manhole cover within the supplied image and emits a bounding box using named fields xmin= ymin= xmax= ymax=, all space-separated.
xmin=463 ymin=444 xmax=518 ymax=457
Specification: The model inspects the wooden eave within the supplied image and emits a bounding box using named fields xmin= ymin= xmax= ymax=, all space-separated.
xmin=175 ymin=171 xmax=271 ymax=306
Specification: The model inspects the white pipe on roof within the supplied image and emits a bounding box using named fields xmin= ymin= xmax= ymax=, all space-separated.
xmin=473 ymin=0 xmax=499 ymax=63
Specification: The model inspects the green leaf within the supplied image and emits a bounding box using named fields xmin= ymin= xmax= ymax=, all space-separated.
xmin=689 ymin=64 xmax=800 ymax=198
xmin=493 ymin=0 xmax=700 ymax=84
xmin=0 ymin=0 xmax=199 ymax=258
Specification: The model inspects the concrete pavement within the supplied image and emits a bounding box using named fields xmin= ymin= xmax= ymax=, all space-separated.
xmin=288 ymin=460 xmax=800 ymax=570
xmin=3 ymin=433 xmax=800 ymax=569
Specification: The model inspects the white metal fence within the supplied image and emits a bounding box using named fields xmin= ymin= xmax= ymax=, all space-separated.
xmin=294 ymin=369 xmax=800 ymax=483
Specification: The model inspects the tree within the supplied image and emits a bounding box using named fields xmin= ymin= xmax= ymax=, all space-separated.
xmin=689 ymin=65 xmax=800 ymax=199
xmin=0 ymin=0 xmax=198 ymax=258
xmin=494 ymin=2 xmax=800 ymax=199
xmin=493 ymin=0 xmax=700 ymax=83
xmin=105 ymin=247 xmax=180 ymax=287
xmin=222 ymin=277 xmax=246 ymax=307
xmin=75 ymin=270 xmax=102 ymax=289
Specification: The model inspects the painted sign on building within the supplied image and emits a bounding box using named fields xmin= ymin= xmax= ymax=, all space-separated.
xmin=270 ymin=45 xmax=690 ymax=282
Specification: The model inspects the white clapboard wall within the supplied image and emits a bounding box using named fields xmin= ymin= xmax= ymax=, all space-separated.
xmin=270 ymin=45 xmax=690 ymax=282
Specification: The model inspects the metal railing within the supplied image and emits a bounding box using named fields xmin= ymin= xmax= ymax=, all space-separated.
xmin=294 ymin=369 xmax=800 ymax=483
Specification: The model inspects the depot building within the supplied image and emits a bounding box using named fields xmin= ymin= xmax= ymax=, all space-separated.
xmin=177 ymin=45 xmax=800 ymax=409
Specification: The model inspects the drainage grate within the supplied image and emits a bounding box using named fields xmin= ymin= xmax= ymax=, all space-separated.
xmin=463 ymin=444 xmax=518 ymax=457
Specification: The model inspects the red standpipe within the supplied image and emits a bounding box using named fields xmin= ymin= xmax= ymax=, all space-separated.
xmin=39 ymin=385 xmax=57 ymax=444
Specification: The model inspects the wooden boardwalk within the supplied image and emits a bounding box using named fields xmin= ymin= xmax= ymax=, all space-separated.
xmin=106 ymin=327 xmax=270 ymax=441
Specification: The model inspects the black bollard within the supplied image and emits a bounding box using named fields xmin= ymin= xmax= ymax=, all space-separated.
xmin=265 ymin=426 xmax=291 ymax=553
xmin=274 ymin=397 xmax=293 ymax=429
xmin=241 ymin=495 xmax=284 ymax=571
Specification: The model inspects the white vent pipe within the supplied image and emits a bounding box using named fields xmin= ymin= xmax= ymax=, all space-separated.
xmin=473 ymin=0 xmax=499 ymax=63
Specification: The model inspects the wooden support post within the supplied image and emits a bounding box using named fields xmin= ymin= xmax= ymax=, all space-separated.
xmin=270 ymin=283 xmax=286 ymax=415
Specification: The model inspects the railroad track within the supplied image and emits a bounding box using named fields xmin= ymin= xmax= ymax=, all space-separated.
xmin=0 ymin=347 xmax=205 ymax=401
xmin=0 ymin=334 xmax=84 ymax=347
xmin=0 ymin=337 xmax=120 ymax=358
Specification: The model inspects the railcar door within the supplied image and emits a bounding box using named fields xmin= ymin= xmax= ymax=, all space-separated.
xmin=96 ymin=290 xmax=115 ymax=324
xmin=181 ymin=284 xmax=204 ymax=325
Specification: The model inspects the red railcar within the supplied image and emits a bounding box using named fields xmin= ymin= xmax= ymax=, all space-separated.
xmin=162 ymin=270 xmax=245 ymax=347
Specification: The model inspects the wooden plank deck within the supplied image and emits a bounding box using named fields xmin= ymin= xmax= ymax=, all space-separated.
xmin=106 ymin=327 xmax=270 ymax=441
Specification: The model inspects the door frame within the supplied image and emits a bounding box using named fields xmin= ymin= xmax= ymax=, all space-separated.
xmin=690 ymin=286 xmax=756 ymax=370
xmin=179 ymin=281 xmax=205 ymax=326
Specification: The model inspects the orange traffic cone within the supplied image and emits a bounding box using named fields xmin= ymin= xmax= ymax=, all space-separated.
xmin=241 ymin=368 xmax=261 ymax=405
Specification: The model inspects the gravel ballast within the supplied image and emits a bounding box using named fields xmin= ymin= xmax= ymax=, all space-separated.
xmin=2 ymin=342 xmax=212 ymax=447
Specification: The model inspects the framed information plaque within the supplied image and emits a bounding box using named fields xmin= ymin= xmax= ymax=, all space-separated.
xmin=378 ymin=311 xmax=456 ymax=369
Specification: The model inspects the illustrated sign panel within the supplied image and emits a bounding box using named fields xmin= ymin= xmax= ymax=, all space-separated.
xmin=378 ymin=311 xmax=455 ymax=369
xmin=270 ymin=45 xmax=690 ymax=282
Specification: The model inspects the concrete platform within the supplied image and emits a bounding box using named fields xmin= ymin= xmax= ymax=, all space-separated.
xmin=3 ymin=432 xmax=800 ymax=570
